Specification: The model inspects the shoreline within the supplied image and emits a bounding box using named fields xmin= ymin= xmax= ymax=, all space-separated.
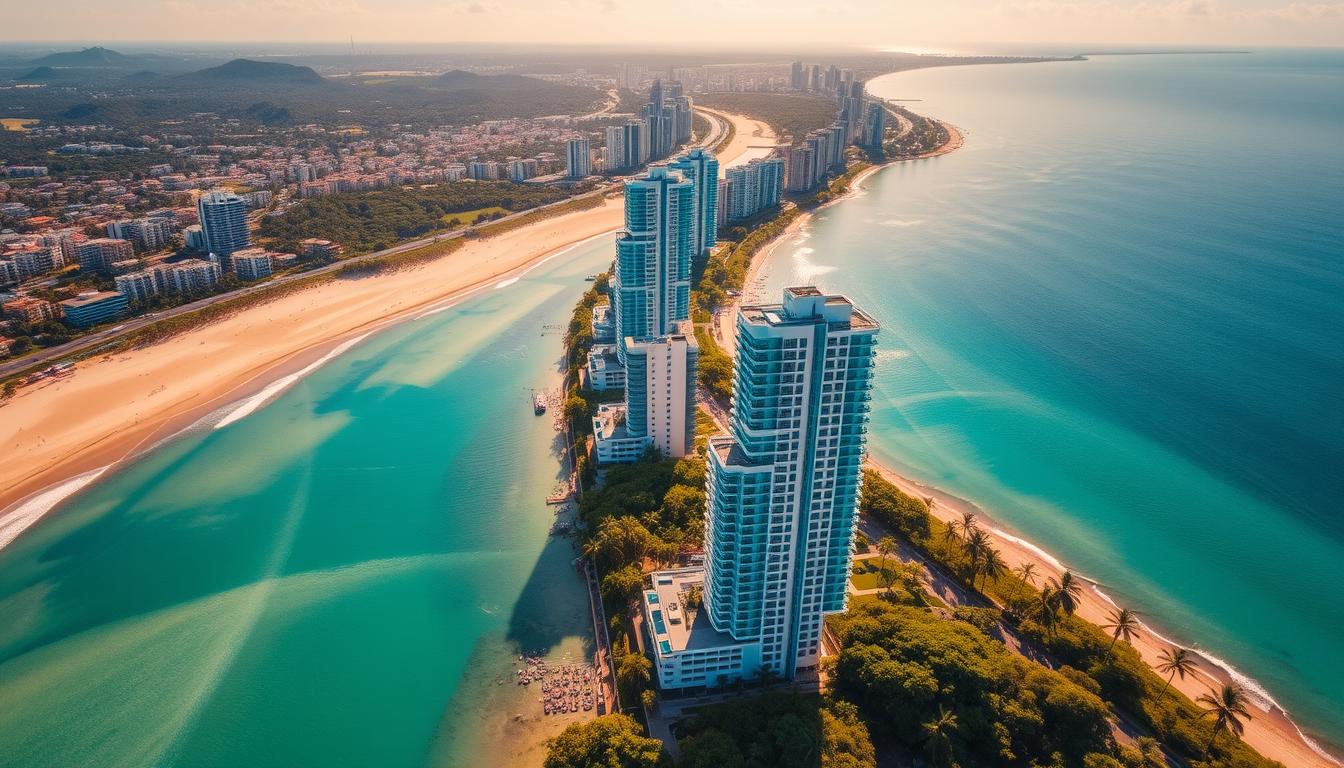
xmin=0 ymin=212 xmax=624 ymax=527
xmin=729 ymin=119 xmax=1337 ymax=768
xmin=866 ymin=460 xmax=1341 ymax=768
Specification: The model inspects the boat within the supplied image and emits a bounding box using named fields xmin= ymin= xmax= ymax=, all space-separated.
xmin=533 ymin=390 xmax=547 ymax=415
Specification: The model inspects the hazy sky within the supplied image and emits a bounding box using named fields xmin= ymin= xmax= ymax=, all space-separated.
xmin=7 ymin=0 xmax=1344 ymax=48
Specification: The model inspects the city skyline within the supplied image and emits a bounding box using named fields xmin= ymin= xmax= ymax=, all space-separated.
xmin=5 ymin=0 xmax=1344 ymax=48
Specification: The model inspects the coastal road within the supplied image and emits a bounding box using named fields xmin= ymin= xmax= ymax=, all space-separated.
xmin=0 ymin=189 xmax=617 ymax=381
xmin=3 ymin=108 xmax=736 ymax=382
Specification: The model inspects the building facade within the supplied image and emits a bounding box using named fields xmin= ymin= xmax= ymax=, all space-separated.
xmin=612 ymin=165 xmax=693 ymax=362
xmin=644 ymin=287 xmax=879 ymax=690
xmin=197 ymin=190 xmax=251 ymax=264
xmin=565 ymin=137 xmax=592 ymax=178
xmin=60 ymin=291 xmax=129 ymax=328
xmin=668 ymin=147 xmax=719 ymax=258
xmin=725 ymin=157 xmax=785 ymax=221
xmin=621 ymin=322 xmax=698 ymax=459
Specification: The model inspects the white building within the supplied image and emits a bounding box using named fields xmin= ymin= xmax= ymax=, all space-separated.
xmin=114 ymin=270 xmax=159 ymax=303
xmin=584 ymin=344 xmax=627 ymax=392
xmin=645 ymin=287 xmax=880 ymax=690
xmin=565 ymin=137 xmax=592 ymax=178
xmin=230 ymin=248 xmax=273 ymax=281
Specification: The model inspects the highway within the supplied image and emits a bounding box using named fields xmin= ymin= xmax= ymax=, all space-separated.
xmin=2 ymin=111 xmax=727 ymax=381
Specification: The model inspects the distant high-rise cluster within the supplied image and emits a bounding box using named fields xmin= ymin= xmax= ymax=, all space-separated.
xmin=643 ymin=79 xmax=695 ymax=162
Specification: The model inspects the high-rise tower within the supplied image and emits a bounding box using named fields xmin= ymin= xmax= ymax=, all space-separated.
xmin=197 ymin=190 xmax=251 ymax=266
xmin=613 ymin=165 xmax=694 ymax=361
xmin=705 ymin=287 xmax=879 ymax=677
xmin=668 ymin=147 xmax=719 ymax=258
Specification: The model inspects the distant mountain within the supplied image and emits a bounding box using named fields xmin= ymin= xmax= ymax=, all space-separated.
xmin=436 ymin=69 xmax=554 ymax=92
xmin=183 ymin=59 xmax=327 ymax=85
xmin=19 ymin=66 xmax=57 ymax=81
xmin=30 ymin=46 xmax=130 ymax=67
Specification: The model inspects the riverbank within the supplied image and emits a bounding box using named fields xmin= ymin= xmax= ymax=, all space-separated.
xmin=724 ymin=118 xmax=1335 ymax=767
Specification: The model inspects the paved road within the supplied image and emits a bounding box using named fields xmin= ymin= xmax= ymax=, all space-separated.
xmin=3 ymin=111 xmax=734 ymax=382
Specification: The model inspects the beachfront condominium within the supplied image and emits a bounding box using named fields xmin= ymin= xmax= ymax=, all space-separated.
xmin=613 ymin=165 xmax=694 ymax=363
xmin=668 ymin=147 xmax=719 ymax=259
xmin=725 ymin=156 xmax=785 ymax=221
xmin=197 ymin=190 xmax=251 ymax=266
xmin=565 ymin=137 xmax=592 ymax=179
xmin=642 ymin=287 xmax=879 ymax=689
xmin=623 ymin=324 xmax=699 ymax=458
xmin=605 ymin=120 xmax=648 ymax=172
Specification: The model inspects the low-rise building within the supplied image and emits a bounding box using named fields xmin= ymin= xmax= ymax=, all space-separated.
xmin=59 ymin=291 xmax=128 ymax=328
xmin=300 ymin=238 xmax=343 ymax=260
xmin=75 ymin=238 xmax=134 ymax=273
xmin=230 ymin=248 xmax=273 ymax=281
xmin=12 ymin=248 xmax=59 ymax=279
xmin=114 ymin=271 xmax=159 ymax=303
xmin=3 ymin=296 xmax=59 ymax=323
xmin=591 ymin=403 xmax=651 ymax=465
xmin=591 ymin=303 xmax=615 ymax=344
xmin=584 ymin=344 xmax=626 ymax=391
xmin=642 ymin=568 xmax=761 ymax=691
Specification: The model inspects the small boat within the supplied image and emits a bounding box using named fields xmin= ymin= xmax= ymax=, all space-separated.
xmin=533 ymin=390 xmax=547 ymax=415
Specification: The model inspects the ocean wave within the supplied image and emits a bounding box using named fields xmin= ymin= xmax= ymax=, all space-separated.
xmin=882 ymin=218 xmax=927 ymax=228
xmin=494 ymin=277 xmax=520 ymax=290
xmin=0 ymin=467 xmax=108 ymax=551
xmin=214 ymin=332 xmax=374 ymax=430
xmin=1083 ymin=584 xmax=1340 ymax=764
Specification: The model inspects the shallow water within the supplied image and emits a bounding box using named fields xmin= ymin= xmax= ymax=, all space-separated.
xmin=0 ymin=235 xmax=614 ymax=767
xmin=756 ymin=50 xmax=1344 ymax=753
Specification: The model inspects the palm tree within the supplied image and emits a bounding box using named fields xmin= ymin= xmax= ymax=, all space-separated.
xmin=1048 ymin=571 xmax=1083 ymax=616
xmin=1156 ymin=647 xmax=1198 ymax=695
xmin=876 ymin=535 xmax=897 ymax=573
xmin=1102 ymin=607 xmax=1141 ymax=654
xmin=1013 ymin=562 xmax=1038 ymax=586
xmin=921 ymin=704 xmax=958 ymax=768
xmin=1036 ymin=586 xmax=1059 ymax=641
xmin=1198 ymin=683 xmax=1253 ymax=755
xmin=964 ymin=528 xmax=991 ymax=581
xmin=978 ymin=545 xmax=1007 ymax=589
xmin=959 ymin=512 xmax=978 ymax=541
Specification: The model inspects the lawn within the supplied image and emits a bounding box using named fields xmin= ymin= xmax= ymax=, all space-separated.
xmin=849 ymin=558 xmax=891 ymax=591
xmin=441 ymin=205 xmax=508 ymax=226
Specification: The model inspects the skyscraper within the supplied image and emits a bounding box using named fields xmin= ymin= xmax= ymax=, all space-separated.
xmin=565 ymin=137 xmax=592 ymax=178
xmin=197 ymin=189 xmax=251 ymax=266
xmin=703 ymin=287 xmax=878 ymax=677
xmin=668 ymin=147 xmax=720 ymax=258
xmin=725 ymin=156 xmax=785 ymax=221
xmin=613 ymin=165 xmax=694 ymax=361
xmin=642 ymin=287 xmax=879 ymax=688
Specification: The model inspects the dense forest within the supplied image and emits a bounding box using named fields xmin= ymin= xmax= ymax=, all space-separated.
xmin=256 ymin=181 xmax=570 ymax=254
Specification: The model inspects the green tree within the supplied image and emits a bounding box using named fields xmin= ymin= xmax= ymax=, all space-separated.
xmin=1102 ymin=607 xmax=1141 ymax=655
xmin=1014 ymin=561 xmax=1038 ymax=586
xmin=1198 ymin=683 xmax=1253 ymax=755
xmin=1049 ymin=571 xmax=1084 ymax=616
xmin=1156 ymin=646 xmax=1197 ymax=695
xmin=544 ymin=713 xmax=667 ymax=768
xmin=920 ymin=705 xmax=958 ymax=768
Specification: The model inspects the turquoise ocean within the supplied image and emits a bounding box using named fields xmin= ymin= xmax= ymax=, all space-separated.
xmin=759 ymin=50 xmax=1343 ymax=757
xmin=0 ymin=235 xmax=614 ymax=767
xmin=1 ymin=50 xmax=1341 ymax=765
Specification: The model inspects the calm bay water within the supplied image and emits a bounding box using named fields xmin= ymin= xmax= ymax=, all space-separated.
xmin=0 ymin=236 xmax=614 ymax=767
xmin=758 ymin=50 xmax=1344 ymax=753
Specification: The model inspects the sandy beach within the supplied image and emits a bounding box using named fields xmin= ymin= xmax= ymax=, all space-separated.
xmin=868 ymin=463 xmax=1339 ymax=768
xmin=725 ymin=119 xmax=1336 ymax=767
xmin=0 ymin=108 xmax=779 ymax=522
